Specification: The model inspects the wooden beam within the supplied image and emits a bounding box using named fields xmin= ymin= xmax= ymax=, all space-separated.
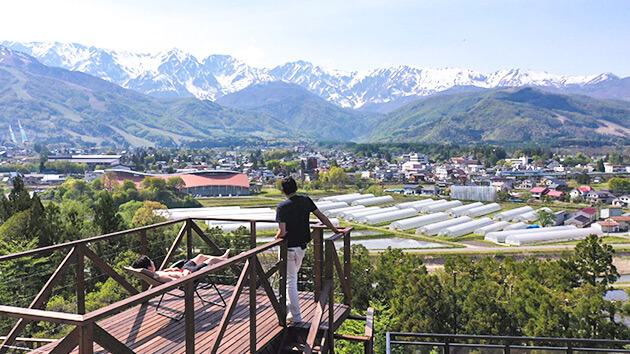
xmin=313 ymin=228 xmax=324 ymax=301
xmin=82 ymin=246 xmax=139 ymax=295
xmin=209 ymin=260 xmax=250 ymax=354
xmin=279 ymin=240 xmax=287 ymax=327
xmin=159 ymin=222 xmax=187 ymax=271
xmin=78 ymin=324 xmax=93 ymax=354
xmin=0 ymin=247 xmax=76 ymax=354
xmin=76 ymin=245 xmax=86 ymax=315
xmin=185 ymin=281 xmax=195 ymax=354
xmin=365 ymin=307 xmax=375 ymax=354
xmin=0 ymin=306 xmax=84 ymax=325
xmin=139 ymin=229 xmax=149 ymax=291
xmin=93 ymin=324 xmax=135 ymax=354
xmin=49 ymin=327 xmax=79 ymax=354
xmin=249 ymin=256 xmax=257 ymax=354
xmin=254 ymin=256 xmax=282 ymax=324
xmin=329 ymin=243 xmax=351 ymax=306
xmin=343 ymin=229 xmax=352 ymax=307
xmin=186 ymin=219 xmax=193 ymax=260
xmin=304 ymin=279 xmax=333 ymax=354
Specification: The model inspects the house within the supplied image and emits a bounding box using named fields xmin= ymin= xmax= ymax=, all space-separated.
xmin=569 ymin=208 xmax=598 ymax=222
xmin=586 ymin=190 xmax=615 ymax=205
xmin=570 ymin=185 xmax=592 ymax=200
xmin=600 ymin=206 xmax=623 ymax=219
xmin=403 ymin=184 xmax=422 ymax=195
xmin=612 ymin=195 xmax=630 ymax=208
xmin=421 ymin=186 xmax=442 ymax=196
xmin=491 ymin=181 xmax=512 ymax=193
xmin=546 ymin=190 xmax=564 ymax=200
xmin=529 ymin=187 xmax=549 ymax=199
xmin=541 ymin=176 xmax=567 ymax=188
xmin=565 ymin=215 xmax=593 ymax=228
xmin=604 ymin=163 xmax=626 ymax=173
xmin=593 ymin=220 xmax=620 ymax=233
xmin=611 ymin=216 xmax=630 ymax=231
xmin=515 ymin=179 xmax=535 ymax=190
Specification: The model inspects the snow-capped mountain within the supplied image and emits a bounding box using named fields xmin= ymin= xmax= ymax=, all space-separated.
xmin=2 ymin=41 xmax=625 ymax=111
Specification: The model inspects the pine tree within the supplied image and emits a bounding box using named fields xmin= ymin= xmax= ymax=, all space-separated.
xmin=94 ymin=191 xmax=123 ymax=235
xmin=8 ymin=176 xmax=32 ymax=215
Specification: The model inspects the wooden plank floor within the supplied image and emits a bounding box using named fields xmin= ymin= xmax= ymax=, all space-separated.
xmin=36 ymin=285 xmax=350 ymax=353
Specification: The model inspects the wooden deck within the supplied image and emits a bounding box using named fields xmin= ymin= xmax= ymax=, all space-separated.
xmin=36 ymin=284 xmax=350 ymax=353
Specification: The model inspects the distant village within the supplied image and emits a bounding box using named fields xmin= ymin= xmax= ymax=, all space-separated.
xmin=1 ymin=144 xmax=629 ymax=234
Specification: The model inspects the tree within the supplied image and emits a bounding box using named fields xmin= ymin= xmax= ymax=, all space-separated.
xmin=94 ymin=191 xmax=123 ymax=235
xmin=322 ymin=166 xmax=348 ymax=189
xmin=576 ymin=172 xmax=591 ymax=185
xmin=536 ymin=209 xmax=556 ymax=227
xmin=496 ymin=191 xmax=511 ymax=202
xmin=9 ymin=176 xmax=32 ymax=215
xmin=567 ymin=234 xmax=619 ymax=287
xmin=596 ymin=159 xmax=605 ymax=172
xmin=608 ymin=178 xmax=630 ymax=194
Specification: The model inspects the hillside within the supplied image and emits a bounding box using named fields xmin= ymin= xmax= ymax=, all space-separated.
xmin=216 ymin=82 xmax=382 ymax=140
xmin=0 ymin=46 xmax=298 ymax=147
xmin=363 ymin=87 xmax=630 ymax=145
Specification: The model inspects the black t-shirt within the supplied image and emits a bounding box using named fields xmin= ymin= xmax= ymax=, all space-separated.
xmin=275 ymin=194 xmax=317 ymax=247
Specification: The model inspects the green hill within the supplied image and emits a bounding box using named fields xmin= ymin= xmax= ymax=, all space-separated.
xmin=216 ymin=81 xmax=382 ymax=140
xmin=0 ymin=47 xmax=298 ymax=147
xmin=362 ymin=87 xmax=630 ymax=145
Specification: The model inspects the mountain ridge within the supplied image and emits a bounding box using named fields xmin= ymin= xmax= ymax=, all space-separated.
xmin=4 ymin=41 xmax=629 ymax=113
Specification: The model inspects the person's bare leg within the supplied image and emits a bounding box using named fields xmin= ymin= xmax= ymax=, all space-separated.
xmin=190 ymin=254 xmax=210 ymax=265
xmin=203 ymin=249 xmax=230 ymax=265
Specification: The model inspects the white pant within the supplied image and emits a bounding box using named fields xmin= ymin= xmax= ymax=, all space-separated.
xmin=286 ymin=246 xmax=306 ymax=320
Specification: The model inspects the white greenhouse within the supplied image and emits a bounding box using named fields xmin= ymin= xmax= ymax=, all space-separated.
xmin=328 ymin=194 xmax=374 ymax=203
xmin=323 ymin=205 xmax=366 ymax=217
xmin=389 ymin=212 xmax=448 ymax=230
xmin=515 ymin=208 xmax=552 ymax=222
xmin=503 ymin=222 xmax=527 ymax=231
xmin=396 ymin=199 xmax=436 ymax=210
xmin=492 ymin=206 xmax=534 ymax=221
xmin=438 ymin=217 xmax=494 ymax=237
xmin=339 ymin=206 xmax=379 ymax=219
xmin=446 ymin=202 xmax=483 ymax=217
xmin=474 ymin=221 xmax=511 ymax=235
xmin=484 ymin=225 xmax=577 ymax=243
xmin=465 ymin=203 xmax=502 ymax=217
xmin=351 ymin=195 xmax=395 ymax=206
xmin=159 ymin=206 xmax=242 ymax=219
xmin=319 ymin=193 xmax=359 ymax=202
xmin=417 ymin=216 xmax=473 ymax=236
xmin=346 ymin=207 xmax=399 ymax=221
xmin=361 ymin=208 xmax=418 ymax=225
xmin=316 ymin=202 xmax=349 ymax=212
xmin=505 ymin=228 xmax=603 ymax=246
xmin=420 ymin=200 xmax=463 ymax=213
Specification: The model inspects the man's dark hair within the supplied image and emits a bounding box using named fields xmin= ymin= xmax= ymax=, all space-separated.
xmin=132 ymin=255 xmax=152 ymax=269
xmin=281 ymin=176 xmax=298 ymax=195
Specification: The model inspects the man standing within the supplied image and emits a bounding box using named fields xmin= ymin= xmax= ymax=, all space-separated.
xmin=275 ymin=177 xmax=339 ymax=323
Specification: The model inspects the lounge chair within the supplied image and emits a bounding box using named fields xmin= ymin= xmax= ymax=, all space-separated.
xmin=124 ymin=260 xmax=226 ymax=321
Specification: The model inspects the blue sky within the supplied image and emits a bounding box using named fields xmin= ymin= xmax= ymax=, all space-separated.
xmin=2 ymin=0 xmax=629 ymax=76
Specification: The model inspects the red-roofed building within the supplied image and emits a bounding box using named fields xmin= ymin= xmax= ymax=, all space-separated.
xmin=578 ymin=185 xmax=593 ymax=193
xmin=611 ymin=216 xmax=630 ymax=231
xmin=593 ymin=219 xmax=620 ymax=233
xmin=529 ymin=187 xmax=549 ymax=199
xmin=567 ymin=208 xmax=598 ymax=223
xmin=546 ymin=190 xmax=564 ymax=199
xmin=107 ymin=169 xmax=250 ymax=197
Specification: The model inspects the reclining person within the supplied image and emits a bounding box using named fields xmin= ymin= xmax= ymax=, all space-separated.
xmin=131 ymin=249 xmax=230 ymax=282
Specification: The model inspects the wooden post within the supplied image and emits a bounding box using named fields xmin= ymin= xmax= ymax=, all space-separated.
xmin=279 ymin=239 xmax=287 ymax=327
xmin=186 ymin=219 xmax=193 ymax=260
xmin=76 ymin=245 xmax=86 ymax=315
xmin=140 ymin=230 xmax=148 ymax=291
xmin=343 ymin=229 xmax=351 ymax=306
xmin=313 ymin=228 xmax=323 ymax=301
xmin=250 ymin=221 xmax=257 ymax=250
xmin=326 ymin=242 xmax=335 ymax=353
xmin=185 ymin=280 xmax=195 ymax=354
xmin=78 ymin=324 xmax=93 ymax=354
xmin=249 ymin=256 xmax=257 ymax=353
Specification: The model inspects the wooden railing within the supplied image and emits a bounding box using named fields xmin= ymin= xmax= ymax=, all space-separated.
xmin=0 ymin=217 xmax=355 ymax=354
xmin=303 ymin=225 xmax=354 ymax=353
xmin=0 ymin=217 xmax=292 ymax=354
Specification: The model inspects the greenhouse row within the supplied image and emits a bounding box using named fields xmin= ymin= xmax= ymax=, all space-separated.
xmin=505 ymin=228 xmax=603 ymax=246
xmin=485 ymin=225 xmax=578 ymax=243
xmin=389 ymin=212 xmax=448 ymax=230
